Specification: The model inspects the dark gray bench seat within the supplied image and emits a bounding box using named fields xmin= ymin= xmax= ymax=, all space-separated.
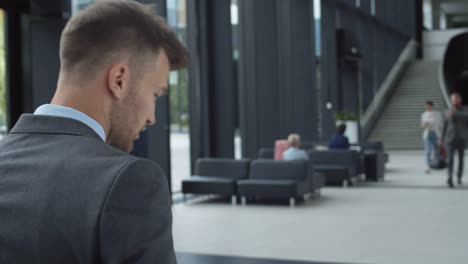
xmin=308 ymin=150 xmax=359 ymax=187
xmin=182 ymin=176 xmax=237 ymax=195
xmin=237 ymin=160 xmax=323 ymax=206
xmin=182 ymin=158 xmax=250 ymax=204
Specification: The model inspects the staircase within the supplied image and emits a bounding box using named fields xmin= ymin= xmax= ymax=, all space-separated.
xmin=368 ymin=60 xmax=447 ymax=150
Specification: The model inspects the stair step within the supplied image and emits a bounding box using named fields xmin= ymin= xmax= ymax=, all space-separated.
xmin=368 ymin=60 xmax=444 ymax=150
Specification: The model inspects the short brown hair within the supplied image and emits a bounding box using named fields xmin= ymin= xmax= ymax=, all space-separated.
xmin=60 ymin=0 xmax=188 ymax=80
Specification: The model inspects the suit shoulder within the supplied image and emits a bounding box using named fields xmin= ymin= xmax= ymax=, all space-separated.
xmin=64 ymin=137 xmax=162 ymax=178
xmin=116 ymin=158 xmax=165 ymax=181
xmin=75 ymin=137 xmax=139 ymax=162
xmin=103 ymin=157 xmax=170 ymax=211
xmin=121 ymin=157 xmax=162 ymax=171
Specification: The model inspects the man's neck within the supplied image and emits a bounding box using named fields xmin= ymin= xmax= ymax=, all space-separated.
xmin=51 ymin=89 xmax=110 ymax=138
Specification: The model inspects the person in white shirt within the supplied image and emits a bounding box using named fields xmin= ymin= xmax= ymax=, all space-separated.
xmin=421 ymin=100 xmax=443 ymax=173
xmin=283 ymin=134 xmax=308 ymax=161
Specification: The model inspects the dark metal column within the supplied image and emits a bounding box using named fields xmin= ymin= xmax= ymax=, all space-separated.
xmin=320 ymin=0 xmax=338 ymax=139
xmin=238 ymin=0 xmax=317 ymax=158
xmin=276 ymin=0 xmax=318 ymax=142
xmin=28 ymin=18 xmax=67 ymax=110
xmin=209 ymin=0 xmax=236 ymax=158
xmin=3 ymin=1 xmax=27 ymax=129
xmin=187 ymin=0 xmax=235 ymax=169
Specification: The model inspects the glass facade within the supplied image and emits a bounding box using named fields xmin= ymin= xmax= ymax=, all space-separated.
xmin=423 ymin=0 xmax=433 ymax=29
xmin=0 ymin=9 xmax=7 ymax=134
xmin=422 ymin=0 xmax=468 ymax=30
xmin=231 ymin=0 xmax=241 ymax=159
xmin=314 ymin=0 xmax=321 ymax=57
xmin=231 ymin=0 xmax=239 ymax=61
xmin=72 ymin=0 xmax=95 ymax=15
xmin=167 ymin=0 xmax=189 ymax=132
xmin=167 ymin=0 xmax=190 ymax=193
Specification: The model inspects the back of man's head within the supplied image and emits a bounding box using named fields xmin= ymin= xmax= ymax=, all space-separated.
xmin=337 ymin=124 xmax=346 ymax=135
xmin=287 ymin=133 xmax=301 ymax=148
xmin=59 ymin=0 xmax=188 ymax=84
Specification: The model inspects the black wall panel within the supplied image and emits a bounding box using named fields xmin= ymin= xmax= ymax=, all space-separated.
xmin=254 ymin=0 xmax=280 ymax=149
xmin=23 ymin=18 xmax=65 ymax=111
xmin=320 ymin=0 xmax=339 ymax=139
xmin=360 ymin=0 xmax=371 ymax=13
xmin=238 ymin=0 xmax=317 ymax=158
xmin=188 ymin=0 xmax=235 ymax=165
xmin=279 ymin=0 xmax=317 ymax=141
xmin=359 ymin=19 xmax=374 ymax=110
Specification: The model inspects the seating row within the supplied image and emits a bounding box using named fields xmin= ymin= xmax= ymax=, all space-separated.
xmin=259 ymin=145 xmax=386 ymax=183
xmin=182 ymin=158 xmax=325 ymax=206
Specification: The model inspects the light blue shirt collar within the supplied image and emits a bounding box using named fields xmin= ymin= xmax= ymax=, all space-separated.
xmin=34 ymin=104 xmax=106 ymax=141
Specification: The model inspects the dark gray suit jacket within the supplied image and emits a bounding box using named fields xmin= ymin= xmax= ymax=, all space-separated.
xmin=0 ymin=114 xmax=176 ymax=264
xmin=442 ymin=107 xmax=468 ymax=144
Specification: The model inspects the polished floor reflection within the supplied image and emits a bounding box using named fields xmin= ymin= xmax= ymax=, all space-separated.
xmin=177 ymin=252 xmax=357 ymax=264
xmin=173 ymin=151 xmax=468 ymax=264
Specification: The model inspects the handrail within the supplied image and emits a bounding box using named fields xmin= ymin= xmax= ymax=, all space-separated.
xmin=360 ymin=39 xmax=418 ymax=140
xmin=438 ymin=62 xmax=451 ymax=107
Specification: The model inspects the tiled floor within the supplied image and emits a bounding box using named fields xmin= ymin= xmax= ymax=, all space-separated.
xmin=173 ymin=151 xmax=468 ymax=264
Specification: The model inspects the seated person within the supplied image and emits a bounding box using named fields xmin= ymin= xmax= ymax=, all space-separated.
xmin=283 ymin=133 xmax=308 ymax=160
xmin=329 ymin=124 xmax=350 ymax=149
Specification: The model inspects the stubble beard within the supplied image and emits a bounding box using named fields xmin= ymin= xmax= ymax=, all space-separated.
xmin=108 ymin=95 xmax=138 ymax=153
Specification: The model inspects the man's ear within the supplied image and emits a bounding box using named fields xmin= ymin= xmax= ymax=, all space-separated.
xmin=107 ymin=64 xmax=129 ymax=99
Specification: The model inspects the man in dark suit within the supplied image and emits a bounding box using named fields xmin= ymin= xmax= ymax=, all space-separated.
xmin=328 ymin=124 xmax=350 ymax=150
xmin=0 ymin=1 xmax=188 ymax=263
xmin=441 ymin=92 xmax=468 ymax=188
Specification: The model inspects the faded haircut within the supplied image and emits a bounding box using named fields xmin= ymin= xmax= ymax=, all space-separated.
xmin=59 ymin=0 xmax=188 ymax=83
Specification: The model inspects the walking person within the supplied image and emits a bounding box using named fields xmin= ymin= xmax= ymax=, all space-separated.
xmin=441 ymin=93 xmax=468 ymax=188
xmin=421 ymin=101 xmax=443 ymax=173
